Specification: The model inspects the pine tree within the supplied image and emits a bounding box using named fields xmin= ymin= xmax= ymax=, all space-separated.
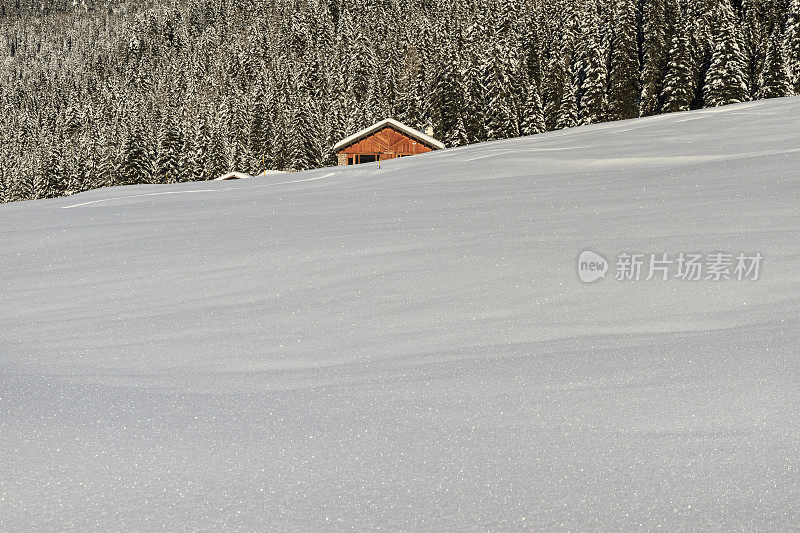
xmin=384 ymin=30 xmax=405 ymax=115
xmin=249 ymin=87 xmax=273 ymax=172
xmin=522 ymin=8 xmax=544 ymax=88
xmin=555 ymin=60 xmax=578 ymax=130
xmin=542 ymin=52 xmax=567 ymax=131
xmin=97 ymin=127 xmax=119 ymax=188
xmin=120 ymin=126 xmax=149 ymax=185
xmin=758 ymin=26 xmax=791 ymax=99
xmin=0 ymin=168 xmax=8 ymax=204
xmin=607 ymin=0 xmax=640 ymax=121
xmin=431 ymin=45 xmax=464 ymax=147
xmin=207 ymin=127 xmax=229 ymax=179
xmin=79 ymin=125 xmax=101 ymax=193
xmin=29 ymin=147 xmax=54 ymax=199
xmin=288 ymin=98 xmax=320 ymax=171
xmin=461 ymin=6 xmax=491 ymax=143
xmin=661 ymin=6 xmax=694 ymax=113
xmin=739 ymin=1 xmax=763 ymax=100
xmin=65 ymin=146 xmax=86 ymax=196
xmin=704 ymin=1 xmax=749 ymax=107
xmin=451 ymin=115 xmax=470 ymax=147
xmin=520 ymin=80 xmax=546 ymax=136
xmin=397 ymin=45 xmax=426 ymax=131
xmin=484 ymin=42 xmax=519 ymax=140
xmin=639 ymin=0 xmax=668 ymax=116
xmin=576 ymin=7 xmax=607 ymax=126
xmin=43 ymin=138 xmax=66 ymax=198
xmin=786 ymin=0 xmax=800 ymax=94
xmin=0 ymin=149 xmax=9 ymax=203
xmin=156 ymin=117 xmax=182 ymax=183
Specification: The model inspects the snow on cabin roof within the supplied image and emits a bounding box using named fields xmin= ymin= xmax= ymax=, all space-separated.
xmin=333 ymin=118 xmax=446 ymax=152
xmin=214 ymin=172 xmax=252 ymax=181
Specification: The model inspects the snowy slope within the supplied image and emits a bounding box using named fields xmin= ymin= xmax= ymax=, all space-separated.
xmin=2 ymin=98 xmax=800 ymax=530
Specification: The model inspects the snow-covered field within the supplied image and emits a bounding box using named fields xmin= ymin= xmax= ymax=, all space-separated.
xmin=2 ymin=98 xmax=800 ymax=530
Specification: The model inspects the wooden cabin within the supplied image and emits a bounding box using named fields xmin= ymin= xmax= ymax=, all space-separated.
xmin=334 ymin=119 xmax=445 ymax=166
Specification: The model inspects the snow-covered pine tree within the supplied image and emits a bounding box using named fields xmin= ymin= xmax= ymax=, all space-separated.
xmin=120 ymin=126 xmax=149 ymax=185
xmin=704 ymin=1 xmax=749 ymax=107
xmin=498 ymin=0 xmax=521 ymax=37
xmin=144 ymin=119 xmax=160 ymax=184
xmin=43 ymin=135 xmax=67 ymax=198
xmin=97 ymin=127 xmax=119 ymax=189
xmin=451 ymin=114 xmax=470 ymax=147
xmin=207 ymin=126 xmax=229 ymax=179
xmin=576 ymin=3 xmax=608 ymax=126
xmin=639 ymin=0 xmax=668 ymax=116
xmin=431 ymin=44 xmax=466 ymax=147
xmin=542 ymin=51 xmax=565 ymax=131
xmin=344 ymin=11 xmax=377 ymax=109
xmin=738 ymin=0 xmax=764 ymax=100
xmin=0 ymin=146 xmax=9 ymax=202
xmin=786 ymin=0 xmax=800 ymax=94
xmin=68 ymin=144 xmax=88 ymax=195
xmin=248 ymin=84 xmax=273 ymax=173
xmin=520 ymin=79 xmax=546 ymax=136
xmin=79 ymin=122 xmax=101 ymax=193
xmin=661 ymin=2 xmax=694 ymax=113
xmin=555 ymin=58 xmax=579 ymax=130
xmin=28 ymin=143 xmax=54 ymax=200
xmin=607 ymin=0 xmax=639 ymax=121
xmin=397 ymin=44 xmax=426 ymax=132
xmin=758 ymin=26 xmax=791 ymax=99
xmin=461 ymin=11 xmax=490 ymax=143
xmin=497 ymin=2 xmax=528 ymax=138
xmin=0 ymin=166 xmax=8 ymax=204
xmin=156 ymin=116 xmax=182 ymax=183
xmin=521 ymin=7 xmax=544 ymax=90
xmin=176 ymin=113 xmax=194 ymax=182
xmin=287 ymin=97 xmax=321 ymax=172
xmin=17 ymin=152 xmax=35 ymax=201
xmin=189 ymin=117 xmax=212 ymax=181
xmin=384 ymin=30 xmax=405 ymax=117
xmin=367 ymin=74 xmax=391 ymax=127
xmin=484 ymin=41 xmax=519 ymax=141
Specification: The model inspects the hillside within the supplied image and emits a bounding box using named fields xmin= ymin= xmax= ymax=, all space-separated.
xmin=2 ymin=98 xmax=800 ymax=529
xmin=2 ymin=0 xmax=799 ymax=202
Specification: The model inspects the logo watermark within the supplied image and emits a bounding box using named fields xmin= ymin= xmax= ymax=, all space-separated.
xmin=578 ymin=250 xmax=609 ymax=283
xmin=578 ymin=251 xmax=763 ymax=283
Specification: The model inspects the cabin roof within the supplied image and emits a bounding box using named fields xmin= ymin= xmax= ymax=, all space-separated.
xmin=214 ymin=172 xmax=252 ymax=180
xmin=333 ymin=118 xmax=446 ymax=152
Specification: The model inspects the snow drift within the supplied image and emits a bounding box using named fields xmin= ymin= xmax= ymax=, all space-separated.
xmin=2 ymin=97 xmax=800 ymax=530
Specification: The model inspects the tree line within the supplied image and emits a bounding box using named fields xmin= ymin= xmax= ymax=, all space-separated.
xmin=1 ymin=0 xmax=799 ymax=202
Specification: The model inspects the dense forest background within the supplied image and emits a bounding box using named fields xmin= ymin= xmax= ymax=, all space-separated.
xmin=1 ymin=0 xmax=799 ymax=202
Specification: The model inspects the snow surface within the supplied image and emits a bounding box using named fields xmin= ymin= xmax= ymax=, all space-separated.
xmin=2 ymin=98 xmax=800 ymax=530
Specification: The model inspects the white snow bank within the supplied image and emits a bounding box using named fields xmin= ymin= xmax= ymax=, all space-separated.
xmin=214 ymin=171 xmax=252 ymax=180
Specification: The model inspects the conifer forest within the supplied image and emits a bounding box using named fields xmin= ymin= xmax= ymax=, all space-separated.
xmin=1 ymin=0 xmax=799 ymax=202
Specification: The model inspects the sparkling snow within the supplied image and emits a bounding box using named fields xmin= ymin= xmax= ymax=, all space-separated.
xmin=1 ymin=98 xmax=799 ymax=530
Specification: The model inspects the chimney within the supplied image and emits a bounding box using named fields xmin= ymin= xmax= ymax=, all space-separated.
xmin=425 ymin=125 xmax=434 ymax=138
